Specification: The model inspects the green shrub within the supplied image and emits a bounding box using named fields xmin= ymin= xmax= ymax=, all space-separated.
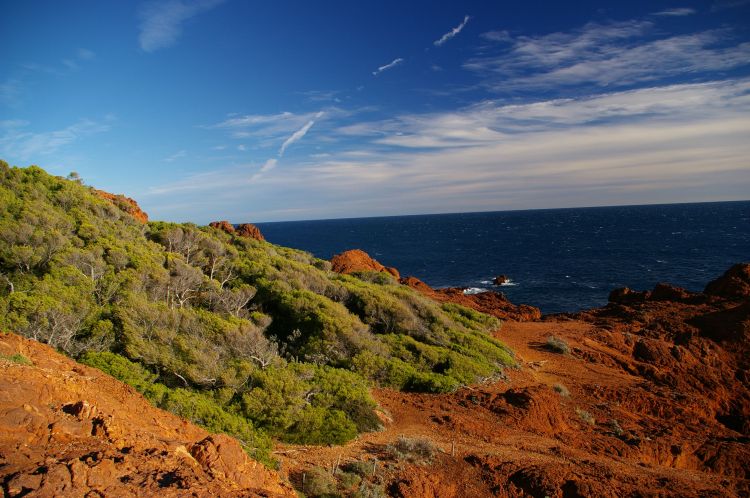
xmin=553 ymin=383 xmax=570 ymax=397
xmin=387 ymin=436 xmax=437 ymax=464
xmin=0 ymin=353 xmax=32 ymax=365
xmin=546 ymin=335 xmax=570 ymax=354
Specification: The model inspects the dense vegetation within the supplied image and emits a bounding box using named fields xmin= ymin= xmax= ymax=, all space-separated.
xmin=0 ymin=161 xmax=514 ymax=460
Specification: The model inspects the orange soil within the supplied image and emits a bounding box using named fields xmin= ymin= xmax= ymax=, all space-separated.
xmin=0 ymin=333 xmax=295 ymax=498
xmin=277 ymin=269 xmax=750 ymax=497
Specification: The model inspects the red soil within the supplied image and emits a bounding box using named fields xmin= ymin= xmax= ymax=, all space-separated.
xmin=278 ymin=264 xmax=750 ymax=497
xmin=0 ymin=333 xmax=294 ymax=498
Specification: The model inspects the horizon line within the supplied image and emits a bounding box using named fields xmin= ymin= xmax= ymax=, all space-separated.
xmin=247 ymin=198 xmax=750 ymax=225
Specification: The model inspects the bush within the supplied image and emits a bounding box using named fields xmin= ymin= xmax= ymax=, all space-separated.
xmin=546 ymin=335 xmax=570 ymax=354
xmin=553 ymin=383 xmax=570 ymax=397
xmin=576 ymin=407 xmax=595 ymax=425
xmin=387 ymin=436 xmax=437 ymax=463
xmin=0 ymin=352 xmax=32 ymax=365
xmin=301 ymin=466 xmax=338 ymax=497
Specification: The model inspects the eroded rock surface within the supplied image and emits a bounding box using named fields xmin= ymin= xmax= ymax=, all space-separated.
xmin=0 ymin=333 xmax=294 ymax=498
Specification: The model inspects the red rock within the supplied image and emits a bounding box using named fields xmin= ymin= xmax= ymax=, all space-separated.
xmin=235 ymin=223 xmax=265 ymax=241
xmin=209 ymin=220 xmax=236 ymax=234
xmin=94 ymin=189 xmax=148 ymax=223
xmin=330 ymin=249 xmax=400 ymax=279
xmin=492 ymin=275 xmax=509 ymax=285
xmin=704 ymin=263 xmax=750 ymax=300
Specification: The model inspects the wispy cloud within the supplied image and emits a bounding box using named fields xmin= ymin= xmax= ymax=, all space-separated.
xmin=164 ymin=149 xmax=187 ymax=162
xmin=434 ymin=15 xmax=471 ymax=46
xmin=372 ymin=58 xmax=404 ymax=76
xmin=0 ymin=118 xmax=112 ymax=161
xmin=138 ymin=0 xmax=224 ymax=52
xmin=467 ymin=21 xmax=750 ymax=93
xmin=653 ymin=7 xmax=697 ymax=16
xmin=279 ymin=112 xmax=324 ymax=155
xmin=146 ymin=78 xmax=750 ymax=221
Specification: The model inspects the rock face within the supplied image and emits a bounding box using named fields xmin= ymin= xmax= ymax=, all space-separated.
xmin=330 ymin=249 xmax=401 ymax=279
xmin=94 ymin=189 xmax=148 ymax=223
xmin=0 ymin=332 xmax=294 ymax=498
xmin=705 ymin=263 xmax=750 ymax=300
xmin=209 ymin=221 xmax=266 ymax=241
xmin=492 ymin=275 xmax=509 ymax=285
xmin=235 ymin=223 xmax=265 ymax=241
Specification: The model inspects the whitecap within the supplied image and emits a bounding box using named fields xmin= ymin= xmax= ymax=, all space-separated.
xmin=463 ymin=287 xmax=489 ymax=295
xmin=498 ymin=279 xmax=518 ymax=287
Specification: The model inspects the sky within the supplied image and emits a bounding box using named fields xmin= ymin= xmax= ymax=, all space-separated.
xmin=1 ymin=0 xmax=749 ymax=223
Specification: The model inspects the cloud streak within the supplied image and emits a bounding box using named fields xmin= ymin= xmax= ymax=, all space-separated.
xmin=138 ymin=0 xmax=224 ymax=52
xmin=653 ymin=7 xmax=697 ymax=16
xmin=0 ymin=118 xmax=111 ymax=161
xmin=467 ymin=21 xmax=750 ymax=93
xmin=372 ymin=58 xmax=404 ymax=76
xmin=434 ymin=15 xmax=470 ymax=46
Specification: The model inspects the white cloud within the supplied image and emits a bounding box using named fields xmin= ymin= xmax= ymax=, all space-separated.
xmin=279 ymin=112 xmax=323 ymax=156
xmin=653 ymin=7 xmax=697 ymax=16
xmin=434 ymin=15 xmax=470 ymax=46
xmin=0 ymin=119 xmax=111 ymax=161
xmin=372 ymin=58 xmax=404 ymax=76
xmin=138 ymin=0 xmax=224 ymax=52
xmin=146 ymin=79 xmax=750 ymax=221
xmin=468 ymin=21 xmax=750 ymax=92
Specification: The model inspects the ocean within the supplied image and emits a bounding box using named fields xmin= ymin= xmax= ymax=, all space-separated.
xmin=256 ymin=201 xmax=750 ymax=314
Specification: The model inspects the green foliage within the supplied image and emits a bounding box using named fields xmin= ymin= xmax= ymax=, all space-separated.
xmin=0 ymin=352 xmax=33 ymax=365
xmin=546 ymin=335 xmax=571 ymax=354
xmin=0 ymin=163 xmax=516 ymax=452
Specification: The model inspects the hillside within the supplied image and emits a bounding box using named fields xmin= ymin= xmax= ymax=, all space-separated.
xmin=0 ymin=162 xmax=514 ymax=456
xmin=0 ymin=332 xmax=294 ymax=497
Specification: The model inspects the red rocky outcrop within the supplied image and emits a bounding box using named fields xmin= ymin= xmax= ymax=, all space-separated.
xmin=94 ymin=189 xmax=149 ymax=224
xmin=330 ymin=249 xmax=401 ymax=279
xmin=209 ymin=221 xmax=266 ymax=241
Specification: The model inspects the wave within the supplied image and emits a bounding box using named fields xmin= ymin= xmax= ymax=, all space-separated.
xmin=463 ymin=287 xmax=490 ymax=295
xmin=480 ymin=278 xmax=518 ymax=287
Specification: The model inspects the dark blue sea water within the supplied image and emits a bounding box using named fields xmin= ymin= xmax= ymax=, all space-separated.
xmin=256 ymin=201 xmax=750 ymax=314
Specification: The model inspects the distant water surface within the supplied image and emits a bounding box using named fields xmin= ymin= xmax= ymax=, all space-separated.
xmin=256 ymin=201 xmax=750 ymax=314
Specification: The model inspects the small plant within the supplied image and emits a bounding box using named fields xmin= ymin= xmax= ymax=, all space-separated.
xmin=387 ymin=436 xmax=436 ymax=464
xmin=342 ymin=460 xmax=377 ymax=478
xmin=546 ymin=335 xmax=570 ymax=354
xmin=301 ymin=466 xmax=338 ymax=497
xmin=337 ymin=470 xmax=362 ymax=490
xmin=576 ymin=407 xmax=595 ymax=425
xmin=553 ymin=383 xmax=570 ymax=397
xmin=0 ymin=353 xmax=33 ymax=365
xmin=352 ymin=482 xmax=388 ymax=498
xmin=609 ymin=418 xmax=624 ymax=436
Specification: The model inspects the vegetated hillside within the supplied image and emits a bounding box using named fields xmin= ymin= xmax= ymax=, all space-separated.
xmin=0 ymin=161 xmax=514 ymax=459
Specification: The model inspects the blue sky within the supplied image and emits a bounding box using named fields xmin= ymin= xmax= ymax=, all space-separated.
xmin=1 ymin=0 xmax=749 ymax=222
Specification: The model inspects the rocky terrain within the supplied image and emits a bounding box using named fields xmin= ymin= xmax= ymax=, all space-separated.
xmin=0 ymin=332 xmax=294 ymax=498
xmin=277 ymin=261 xmax=750 ymax=497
